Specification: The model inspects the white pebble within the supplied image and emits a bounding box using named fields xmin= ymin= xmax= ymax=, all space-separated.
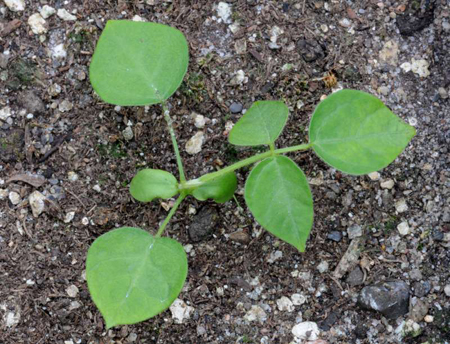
xmin=40 ymin=5 xmax=55 ymax=19
xmin=9 ymin=191 xmax=21 ymax=205
xmin=0 ymin=106 xmax=12 ymax=120
xmin=317 ymin=261 xmax=329 ymax=273
xmin=194 ymin=114 xmax=206 ymax=128
xmin=244 ymin=305 xmax=267 ymax=323
xmin=267 ymin=250 xmax=283 ymax=263
xmin=57 ymin=9 xmax=77 ymax=21
xmin=395 ymin=199 xmax=408 ymax=213
xmin=67 ymin=171 xmax=79 ymax=182
xmin=368 ymin=171 xmax=380 ymax=181
xmin=276 ymin=296 xmax=294 ymax=312
xmin=185 ymin=131 xmax=204 ymax=155
xmin=169 ymin=299 xmax=194 ymax=324
xmin=66 ymin=285 xmax=79 ymax=298
xmin=292 ymin=321 xmax=320 ymax=340
xmin=64 ymin=211 xmax=75 ymax=223
xmin=424 ymin=315 xmax=434 ymax=323
xmin=28 ymin=13 xmax=47 ymax=35
xmin=217 ymin=2 xmax=232 ymax=23
xmin=291 ymin=293 xmax=307 ymax=306
xmin=380 ymin=179 xmax=395 ymax=189
xmin=444 ymin=284 xmax=450 ymax=297
xmin=4 ymin=0 xmax=25 ymax=12
xmin=397 ymin=221 xmax=410 ymax=236
xmin=29 ymin=191 xmax=46 ymax=217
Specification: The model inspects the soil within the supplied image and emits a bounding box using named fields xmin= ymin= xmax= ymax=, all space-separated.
xmin=1 ymin=0 xmax=449 ymax=343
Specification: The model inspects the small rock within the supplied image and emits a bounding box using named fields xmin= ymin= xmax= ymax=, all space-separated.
xmin=5 ymin=0 xmax=25 ymax=12
xmin=132 ymin=15 xmax=145 ymax=22
xmin=93 ymin=184 xmax=101 ymax=192
xmin=395 ymin=199 xmax=408 ymax=213
xmin=51 ymin=43 xmax=67 ymax=59
xmin=18 ymin=91 xmax=45 ymax=114
xmin=424 ymin=315 xmax=433 ymax=323
xmin=292 ymin=321 xmax=320 ymax=341
xmin=368 ymin=172 xmax=380 ymax=181
xmin=397 ymin=221 xmax=410 ymax=236
xmin=378 ymin=86 xmax=390 ymax=96
xmin=346 ymin=266 xmax=364 ymax=286
xmin=9 ymin=191 xmax=21 ymax=205
xmin=401 ymin=319 xmax=422 ymax=338
xmin=244 ymin=305 xmax=267 ymax=323
xmin=291 ymin=293 xmax=307 ymax=306
xmin=197 ymin=325 xmax=207 ymax=336
xmin=235 ymin=39 xmax=247 ymax=54
xmin=217 ymin=2 xmax=232 ymax=24
xmin=69 ymin=301 xmax=81 ymax=310
xmin=29 ymin=191 xmax=46 ymax=217
xmin=66 ymin=285 xmax=79 ymax=298
xmin=0 ymin=107 xmax=12 ymax=121
xmin=409 ymin=299 xmax=428 ymax=322
xmin=317 ymin=261 xmax=329 ymax=273
xmin=412 ymin=281 xmax=431 ymax=297
xmin=347 ymin=225 xmax=362 ymax=239
xmin=277 ymin=296 xmax=294 ymax=312
xmin=333 ymin=237 xmax=365 ymax=279
xmin=357 ymin=281 xmax=409 ymax=319
xmin=122 ymin=126 xmax=134 ymax=141
xmin=229 ymin=102 xmax=243 ymax=114
xmin=28 ymin=13 xmax=47 ymax=35
xmin=64 ymin=211 xmax=75 ymax=223
xmin=40 ymin=5 xmax=55 ymax=19
xmin=59 ymin=100 xmax=73 ymax=112
xmin=438 ymin=87 xmax=448 ymax=99
xmin=409 ymin=269 xmax=422 ymax=281
xmin=5 ymin=311 xmax=20 ymax=327
xmin=230 ymin=70 xmax=246 ymax=85
xmin=185 ymin=131 xmax=204 ymax=155
xmin=48 ymin=84 xmax=62 ymax=97
xmin=339 ymin=18 xmax=351 ymax=28
xmin=228 ymin=230 xmax=250 ymax=244
xmin=401 ymin=59 xmax=430 ymax=78
xmin=379 ymin=40 xmax=399 ymax=66
xmin=268 ymin=250 xmax=283 ymax=263
xmin=188 ymin=207 xmax=219 ymax=242
xmin=380 ymin=179 xmax=395 ymax=189
xmin=57 ymin=9 xmax=77 ymax=21
xmin=444 ymin=284 xmax=450 ymax=297
xmin=194 ymin=114 xmax=206 ymax=128
xmin=67 ymin=171 xmax=79 ymax=182
xmin=327 ymin=231 xmax=342 ymax=242
xmin=169 ymin=299 xmax=194 ymax=324
xmin=127 ymin=333 xmax=138 ymax=342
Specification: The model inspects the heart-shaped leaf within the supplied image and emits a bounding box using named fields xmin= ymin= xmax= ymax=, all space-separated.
xmin=245 ymin=156 xmax=313 ymax=251
xmin=309 ymin=89 xmax=416 ymax=175
xmin=229 ymin=101 xmax=289 ymax=146
xmin=86 ymin=227 xmax=188 ymax=329
xmin=130 ymin=169 xmax=178 ymax=202
xmin=192 ymin=172 xmax=237 ymax=203
xmin=90 ymin=21 xmax=189 ymax=106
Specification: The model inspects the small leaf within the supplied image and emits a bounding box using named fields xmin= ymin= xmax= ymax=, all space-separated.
xmin=229 ymin=101 xmax=289 ymax=146
xmin=130 ymin=169 xmax=178 ymax=202
xmin=86 ymin=227 xmax=188 ymax=329
xmin=90 ymin=21 xmax=189 ymax=106
xmin=192 ymin=172 xmax=237 ymax=203
xmin=245 ymin=156 xmax=313 ymax=251
xmin=309 ymin=89 xmax=416 ymax=175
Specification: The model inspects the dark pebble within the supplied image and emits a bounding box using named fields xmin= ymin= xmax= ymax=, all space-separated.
xmin=229 ymin=102 xmax=243 ymax=114
xmin=413 ymin=280 xmax=432 ymax=297
xmin=327 ymin=231 xmax=342 ymax=242
xmin=346 ymin=266 xmax=364 ymax=286
xmin=188 ymin=206 xmax=219 ymax=242
xmin=432 ymin=228 xmax=444 ymax=241
xmin=357 ymin=281 xmax=410 ymax=319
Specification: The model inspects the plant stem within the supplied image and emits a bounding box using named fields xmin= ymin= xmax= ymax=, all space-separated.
xmin=155 ymin=193 xmax=186 ymax=238
xmin=162 ymin=102 xmax=186 ymax=183
xmin=183 ymin=142 xmax=313 ymax=187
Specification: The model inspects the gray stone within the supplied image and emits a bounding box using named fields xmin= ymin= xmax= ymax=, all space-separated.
xmin=347 ymin=225 xmax=363 ymax=239
xmin=230 ymin=102 xmax=243 ymax=114
xmin=327 ymin=231 xmax=342 ymax=242
xmin=18 ymin=91 xmax=45 ymax=114
xmin=346 ymin=266 xmax=364 ymax=286
xmin=357 ymin=281 xmax=410 ymax=319
xmin=409 ymin=268 xmax=423 ymax=281
xmin=409 ymin=299 xmax=429 ymax=322
xmin=188 ymin=206 xmax=219 ymax=242
xmin=333 ymin=236 xmax=365 ymax=279
xmin=412 ymin=281 xmax=431 ymax=297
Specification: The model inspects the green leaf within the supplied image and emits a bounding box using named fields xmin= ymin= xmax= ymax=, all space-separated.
xmin=244 ymin=156 xmax=313 ymax=251
xmin=309 ymin=89 xmax=416 ymax=175
xmin=192 ymin=172 xmax=237 ymax=203
xmin=130 ymin=169 xmax=178 ymax=202
xmin=86 ymin=227 xmax=188 ymax=329
xmin=229 ymin=101 xmax=289 ymax=146
xmin=89 ymin=21 xmax=189 ymax=106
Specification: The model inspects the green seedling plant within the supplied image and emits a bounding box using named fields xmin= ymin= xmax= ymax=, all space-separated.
xmin=86 ymin=20 xmax=416 ymax=329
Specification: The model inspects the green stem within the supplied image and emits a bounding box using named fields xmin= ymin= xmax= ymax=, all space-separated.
xmin=182 ymin=142 xmax=313 ymax=188
xmin=155 ymin=193 xmax=186 ymax=238
xmin=162 ymin=102 xmax=186 ymax=183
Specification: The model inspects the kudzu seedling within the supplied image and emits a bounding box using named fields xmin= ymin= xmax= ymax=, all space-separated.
xmin=86 ymin=20 xmax=415 ymax=329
